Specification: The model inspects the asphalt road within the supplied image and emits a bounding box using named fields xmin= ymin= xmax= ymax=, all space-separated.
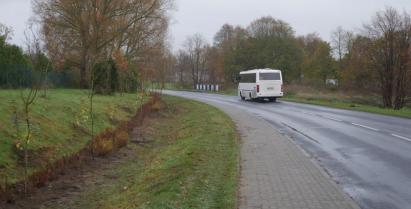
xmin=163 ymin=90 xmax=411 ymax=209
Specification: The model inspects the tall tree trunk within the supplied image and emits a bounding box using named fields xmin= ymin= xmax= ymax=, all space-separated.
xmin=191 ymin=64 xmax=196 ymax=89
xmin=381 ymin=34 xmax=395 ymax=108
xmin=80 ymin=66 xmax=87 ymax=89
xmin=393 ymin=35 xmax=410 ymax=110
xmin=179 ymin=69 xmax=183 ymax=87
xmin=381 ymin=74 xmax=393 ymax=108
xmin=393 ymin=65 xmax=408 ymax=110
xmin=80 ymin=48 xmax=90 ymax=89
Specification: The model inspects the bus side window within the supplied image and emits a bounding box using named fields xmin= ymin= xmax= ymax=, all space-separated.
xmin=240 ymin=73 xmax=256 ymax=83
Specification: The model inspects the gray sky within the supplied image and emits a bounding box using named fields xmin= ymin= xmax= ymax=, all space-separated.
xmin=0 ymin=0 xmax=32 ymax=46
xmin=1 ymin=0 xmax=411 ymax=50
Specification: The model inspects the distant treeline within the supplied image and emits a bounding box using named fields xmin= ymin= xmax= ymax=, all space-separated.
xmin=171 ymin=7 xmax=411 ymax=109
xmin=1 ymin=4 xmax=410 ymax=109
xmin=0 ymin=64 xmax=80 ymax=88
xmin=0 ymin=35 xmax=79 ymax=88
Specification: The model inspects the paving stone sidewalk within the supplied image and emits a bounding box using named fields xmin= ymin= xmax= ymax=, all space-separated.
xmin=213 ymin=104 xmax=361 ymax=209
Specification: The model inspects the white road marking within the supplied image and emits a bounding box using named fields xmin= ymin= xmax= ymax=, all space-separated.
xmin=322 ymin=116 xmax=343 ymax=122
xmin=351 ymin=123 xmax=380 ymax=131
xmin=391 ymin=134 xmax=411 ymax=143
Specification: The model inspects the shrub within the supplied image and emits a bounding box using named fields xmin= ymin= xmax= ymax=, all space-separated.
xmin=91 ymin=129 xmax=115 ymax=157
xmin=114 ymin=128 xmax=129 ymax=149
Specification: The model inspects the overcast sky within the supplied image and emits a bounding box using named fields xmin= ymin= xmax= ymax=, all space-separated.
xmin=1 ymin=0 xmax=411 ymax=50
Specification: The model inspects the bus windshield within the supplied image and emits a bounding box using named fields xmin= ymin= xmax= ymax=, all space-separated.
xmin=259 ymin=73 xmax=281 ymax=81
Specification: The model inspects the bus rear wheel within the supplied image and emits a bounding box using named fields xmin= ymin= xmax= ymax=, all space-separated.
xmin=240 ymin=92 xmax=245 ymax=100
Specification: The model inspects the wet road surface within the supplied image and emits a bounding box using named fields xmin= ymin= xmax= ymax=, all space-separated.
xmin=163 ymin=90 xmax=411 ymax=209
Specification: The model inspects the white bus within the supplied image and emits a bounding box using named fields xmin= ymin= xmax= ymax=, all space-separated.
xmin=238 ymin=69 xmax=283 ymax=102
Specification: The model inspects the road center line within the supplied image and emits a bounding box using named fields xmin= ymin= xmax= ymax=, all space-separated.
xmin=391 ymin=134 xmax=411 ymax=143
xmin=351 ymin=123 xmax=380 ymax=131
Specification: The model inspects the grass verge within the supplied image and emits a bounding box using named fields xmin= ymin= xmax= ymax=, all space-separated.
xmin=0 ymin=89 xmax=144 ymax=185
xmin=53 ymin=95 xmax=239 ymax=209
xmin=282 ymin=94 xmax=411 ymax=119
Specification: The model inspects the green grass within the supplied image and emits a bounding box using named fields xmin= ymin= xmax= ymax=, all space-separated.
xmin=56 ymin=96 xmax=239 ymax=209
xmin=0 ymin=89 xmax=144 ymax=184
xmin=283 ymin=94 xmax=411 ymax=119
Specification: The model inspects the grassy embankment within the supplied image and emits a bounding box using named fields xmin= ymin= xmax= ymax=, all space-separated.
xmin=283 ymin=84 xmax=411 ymax=119
xmin=52 ymin=95 xmax=239 ymax=209
xmin=0 ymin=89 xmax=144 ymax=185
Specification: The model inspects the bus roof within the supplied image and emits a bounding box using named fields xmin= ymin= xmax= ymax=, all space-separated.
xmin=239 ymin=68 xmax=282 ymax=74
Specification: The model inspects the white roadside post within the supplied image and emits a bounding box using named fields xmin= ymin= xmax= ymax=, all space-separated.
xmin=216 ymin=85 xmax=219 ymax=92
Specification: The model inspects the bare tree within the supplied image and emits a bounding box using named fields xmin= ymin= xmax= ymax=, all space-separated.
xmin=10 ymin=24 xmax=49 ymax=194
xmin=184 ymin=34 xmax=209 ymax=88
xmin=175 ymin=50 xmax=190 ymax=87
xmin=0 ymin=23 xmax=13 ymax=41
xmin=214 ymin=24 xmax=235 ymax=47
xmin=364 ymin=7 xmax=411 ymax=109
xmin=33 ymin=0 xmax=173 ymax=88
xmin=331 ymin=26 xmax=353 ymax=63
xmin=247 ymin=16 xmax=294 ymax=39
xmin=20 ymin=87 xmax=38 ymax=195
xmin=24 ymin=23 xmax=50 ymax=97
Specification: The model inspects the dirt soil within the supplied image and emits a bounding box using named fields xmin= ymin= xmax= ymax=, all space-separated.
xmin=0 ymin=108 xmax=162 ymax=209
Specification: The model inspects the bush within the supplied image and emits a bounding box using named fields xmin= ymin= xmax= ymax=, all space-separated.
xmin=91 ymin=125 xmax=130 ymax=157
xmin=91 ymin=128 xmax=115 ymax=157
xmin=114 ymin=127 xmax=129 ymax=149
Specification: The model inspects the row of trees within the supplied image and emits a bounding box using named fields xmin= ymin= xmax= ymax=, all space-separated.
xmin=173 ymin=16 xmax=335 ymax=89
xmin=0 ymin=24 xmax=30 ymax=87
xmin=2 ymin=0 xmax=176 ymax=92
xmin=26 ymin=0 xmax=174 ymax=92
xmin=171 ymin=7 xmax=411 ymax=109
xmin=1 ymin=5 xmax=410 ymax=109
xmin=331 ymin=8 xmax=411 ymax=109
